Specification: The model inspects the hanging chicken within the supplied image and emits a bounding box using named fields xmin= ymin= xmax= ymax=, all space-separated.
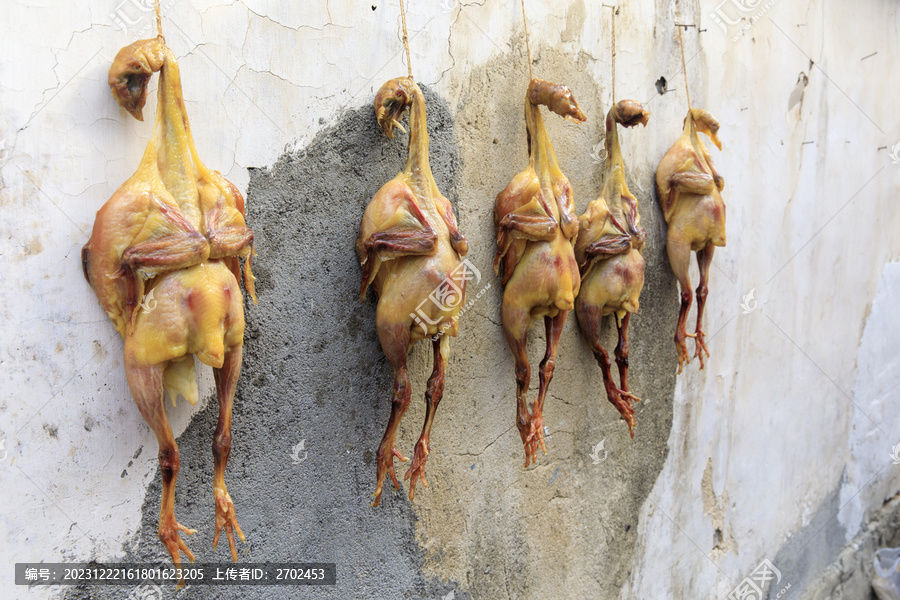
xmin=655 ymin=107 xmax=725 ymax=372
xmin=574 ymin=100 xmax=650 ymax=436
xmin=82 ymin=37 xmax=256 ymax=571
xmin=494 ymin=78 xmax=586 ymax=467
xmin=357 ymin=76 xmax=469 ymax=506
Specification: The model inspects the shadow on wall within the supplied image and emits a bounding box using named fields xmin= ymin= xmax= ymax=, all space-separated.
xmin=66 ymin=71 xmax=680 ymax=599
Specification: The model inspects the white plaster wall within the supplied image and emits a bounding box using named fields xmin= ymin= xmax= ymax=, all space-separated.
xmin=1 ymin=0 xmax=898 ymax=598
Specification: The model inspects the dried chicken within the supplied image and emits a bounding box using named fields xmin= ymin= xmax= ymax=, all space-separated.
xmin=574 ymin=100 xmax=649 ymax=436
xmin=655 ymin=108 xmax=725 ymax=372
xmin=494 ymin=78 xmax=585 ymax=467
xmin=357 ymin=77 xmax=469 ymax=506
xmin=82 ymin=37 xmax=256 ymax=571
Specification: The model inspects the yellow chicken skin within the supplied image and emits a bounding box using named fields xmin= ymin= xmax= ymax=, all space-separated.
xmin=574 ymin=100 xmax=649 ymax=436
xmin=358 ymin=77 xmax=468 ymax=507
xmin=655 ymin=108 xmax=726 ymax=372
xmin=494 ymin=78 xmax=586 ymax=467
xmin=82 ymin=37 xmax=256 ymax=575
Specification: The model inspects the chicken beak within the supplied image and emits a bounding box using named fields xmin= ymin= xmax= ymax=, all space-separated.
xmin=565 ymin=106 xmax=587 ymax=123
xmin=560 ymin=89 xmax=586 ymax=123
xmin=109 ymin=69 xmax=152 ymax=121
xmin=374 ymin=78 xmax=412 ymax=139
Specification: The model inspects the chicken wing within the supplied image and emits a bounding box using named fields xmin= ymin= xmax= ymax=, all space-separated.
xmin=655 ymin=108 xmax=726 ymax=372
xmin=575 ymin=100 xmax=649 ymax=436
xmin=358 ymin=77 xmax=469 ymax=506
xmin=494 ymin=78 xmax=585 ymax=467
xmin=82 ymin=37 xmax=256 ymax=573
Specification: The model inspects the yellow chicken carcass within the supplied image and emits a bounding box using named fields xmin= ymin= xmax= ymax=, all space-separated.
xmin=494 ymin=78 xmax=585 ymax=467
xmin=357 ymin=77 xmax=469 ymax=507
xmin=655 ymin=108 xmax=726 ymax=372
xmin=575 ymin=100 xmax=650 ymax=436
xmin=82 ymin=37 xmax=256 ymax=572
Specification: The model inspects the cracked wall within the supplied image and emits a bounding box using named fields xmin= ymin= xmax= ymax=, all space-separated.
xmin=3 ymin=1 xmax=900 ymax=599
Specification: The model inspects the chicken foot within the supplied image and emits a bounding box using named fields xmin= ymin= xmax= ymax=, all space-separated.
xmin=373 ymin=322 xmax=412 ymax=507
xmin=125 ymin=361 xmax=197 ymax=577
xmin=502 ymin=307 xmax=568 ymax=467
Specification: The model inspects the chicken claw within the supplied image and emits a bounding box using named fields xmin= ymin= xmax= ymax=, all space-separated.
xmin=694 ymin=324 xmax=711 ymax=367
xmin=529 ymin=412 xmax=547 ymax=457
xmin=372 ymin=442 xmax=410 ymax=507
xmin=159 ymin=517 xmax=196 ymax=587
xmin=674 ymin=327 xmax=692 ymax=374
xmin=213 ymin=487 xmax=245 ymax=562
xmin=404 ymin=439 xmax=430 ymax=501
xmin=606 ymin=386 xmax=639 ymax=437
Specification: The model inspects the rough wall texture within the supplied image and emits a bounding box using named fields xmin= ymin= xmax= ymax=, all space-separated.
xmin=4 ymin=1 xmax=900 ymax=600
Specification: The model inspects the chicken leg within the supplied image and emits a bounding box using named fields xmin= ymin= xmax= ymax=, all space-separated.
xmin=212 ymin=347 xmax=246 ymax=561
xmin=358 ymin=77 xmax=468 ymax=506
xmin=655 ymin=108 xmax=726 ymax=372
xmin=125 ymin=361 xmax=197 ymax=569
xmin=494 ymin=78 xmax=585 ymax=466
xmin=574 ymin=100 xmax=650 ymax=435
xmin=405 ymin=334 xmax=450 ymax=500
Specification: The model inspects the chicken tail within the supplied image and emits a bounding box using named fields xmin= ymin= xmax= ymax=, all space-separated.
xmin=164 ymin=355 xmax=199 ymax=407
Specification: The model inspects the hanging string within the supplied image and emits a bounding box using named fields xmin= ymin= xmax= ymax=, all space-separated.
xmin=610 ymin=6 xmax=616 ymax=104
xmin=521 ymin=0 xmax=534 ymax=80
xmin=154 ymin=0 xmax=163 ymax=39
xmin=678 ymin=25 xmax=691 ymax=109
xmin=399 ymin=0 xmax=413 ymax=78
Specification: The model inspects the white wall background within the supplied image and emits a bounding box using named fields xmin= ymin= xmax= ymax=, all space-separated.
xmin=1 ymin=0 xmax=899 ymax=598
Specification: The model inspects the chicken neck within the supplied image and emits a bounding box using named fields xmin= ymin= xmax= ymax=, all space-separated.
xmin=403 ymin=83 xmax=441 ymax=202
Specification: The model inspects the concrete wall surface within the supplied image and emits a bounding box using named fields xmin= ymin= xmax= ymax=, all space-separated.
xmin=1 ymin=1 xmax=899 ymax=599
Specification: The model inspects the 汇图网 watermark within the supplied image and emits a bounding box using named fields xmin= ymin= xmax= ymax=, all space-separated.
xmin=726 ymin=559 xmax=790 ymax=599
